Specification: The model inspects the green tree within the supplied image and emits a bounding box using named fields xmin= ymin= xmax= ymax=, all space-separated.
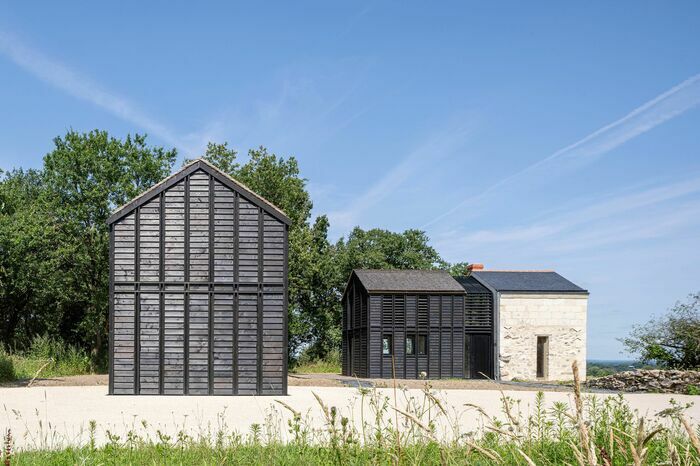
xmin=289 ymin=216 xmax=340 ymax=359
xmin=41 ymin=130 xmax=176 ymax=367
xmin=0 ymin=169 xmax=66 ymax=348
xmin=187 ymin=142 xmax=240 ymax=175
xmin=446 ymin=261 xmax=471 ymax=277
xmin=621 ymin=292 xmax=700 ymax=369
xmin=334 ymin=227 xmax=446 ymax=279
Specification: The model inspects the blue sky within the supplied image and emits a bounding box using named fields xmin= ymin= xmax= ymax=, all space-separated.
xmin=1 ymin=2 xmax=699 ymax=359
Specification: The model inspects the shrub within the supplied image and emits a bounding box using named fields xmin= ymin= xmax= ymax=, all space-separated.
xmin=292 ymin=348 xmax=341 ymax=373
xmin=1 ymin=336 xmax=92 ymax=381
xmin=687 ymin=384 xmax=700 ymax=395
xmin=0 ymin=348 xmax=16 ymax=382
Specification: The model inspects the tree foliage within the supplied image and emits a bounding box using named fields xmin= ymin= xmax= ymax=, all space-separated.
xmin=621 ymin=292 xmax=700 ymax=369
xmin=0 ymin=131 xmax=176 ymax=367
xmin=0 ymin=169 xmax=65 ymax=348
xmin=1 ymin=134 xmax=462 ymax=368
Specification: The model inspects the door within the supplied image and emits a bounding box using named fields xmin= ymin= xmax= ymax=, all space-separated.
xmin=465 ymin=334 xmax=493 ymax=379
xmin=348 ymin=335 xmax=354 ymax=375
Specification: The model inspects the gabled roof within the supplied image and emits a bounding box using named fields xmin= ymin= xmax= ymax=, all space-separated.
xmin=472 ymin=271 xmax=587 ymax=294
xmin=107 ymin=158 xmax=290 ymax=225
xmin=454 ymin=275 xmax=491 ymax=294
xmin=351 ymin=269 xmax=466 ymax=294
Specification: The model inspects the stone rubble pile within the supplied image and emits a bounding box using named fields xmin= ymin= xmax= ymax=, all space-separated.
xmin=587 ymin=369 xmax=700 ymax=393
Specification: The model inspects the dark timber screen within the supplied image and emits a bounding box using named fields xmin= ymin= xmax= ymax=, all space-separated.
xmin=108 ymin=160 xmax=289 ymax=395
xmin=342 ymin=270 xmax=474 ymax=379
xmin=457 ymin=275 xmax=495 ymax=379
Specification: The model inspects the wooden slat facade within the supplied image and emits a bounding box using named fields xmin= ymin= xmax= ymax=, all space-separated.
xmin=342 ymin=271 xmax=495 ymax=380
xmin=109 ymin=161 xmax=288 ymax=395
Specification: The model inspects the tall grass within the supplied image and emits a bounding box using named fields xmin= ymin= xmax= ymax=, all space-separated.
xmin=3 ymin=362 xmax=699 ymax=464
xmin=291 ymin=348 xmax=341 ymax=374
xmin=0 ymin=336 xmax=91 ymax=383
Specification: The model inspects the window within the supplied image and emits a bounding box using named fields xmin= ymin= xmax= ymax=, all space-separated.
xmin=417 ymin=335 xmax=427 ymax=355
xmin=382 ymin=335 xmax=392 ymax=355
xmin=536 ymin=336 xmax=549 ymax=379
xmin=406 ymin=335 xmax=415 ymax=355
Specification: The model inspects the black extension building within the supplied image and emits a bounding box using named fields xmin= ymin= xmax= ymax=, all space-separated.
xmin=342 ymin=269 xmax=495 ymax=380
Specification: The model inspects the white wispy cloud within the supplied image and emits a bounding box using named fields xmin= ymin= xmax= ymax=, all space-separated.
xmin=423 ymin=73 xmax=700 ymax=228
xmin=0 ymin=29 xmax=205 ymax=155
xmin=432 ymin=174 xmax=700 ymax=260
xmin=328 ymin=121 xmax=475 ymax=231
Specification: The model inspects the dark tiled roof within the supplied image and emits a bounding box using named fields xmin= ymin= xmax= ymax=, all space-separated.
xmin=454 ymin=275 xmax=491 ymax=294
xmin=472 ymin=271 xmax=587 ymax=293
xmin=353 ymin=269 xmax=465 ymax=293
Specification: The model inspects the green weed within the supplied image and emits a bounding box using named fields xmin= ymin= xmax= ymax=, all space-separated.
xmin=0 ymin=336 xmax=91 ymax=382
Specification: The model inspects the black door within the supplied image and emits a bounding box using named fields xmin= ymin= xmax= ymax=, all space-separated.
xmin=465 ymin=334 xmax=493 ymax=379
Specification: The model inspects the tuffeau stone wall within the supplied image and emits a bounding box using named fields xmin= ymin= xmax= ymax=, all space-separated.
xmin=498 ymin=293 xmax=587 ymax=381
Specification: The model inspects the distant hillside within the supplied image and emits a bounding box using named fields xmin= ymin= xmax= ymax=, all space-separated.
xmin=587 ymin=359 xmax=656 ymax=377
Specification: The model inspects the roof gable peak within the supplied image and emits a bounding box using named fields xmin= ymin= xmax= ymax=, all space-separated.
xmin=107 ymin=158 xmax=290 ymax=225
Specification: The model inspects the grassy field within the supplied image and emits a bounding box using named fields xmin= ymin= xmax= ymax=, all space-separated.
xmin=8 ymin=439 xmax=693 ymax=466
xmin=0 ymin=336 xmax=93 ymax=383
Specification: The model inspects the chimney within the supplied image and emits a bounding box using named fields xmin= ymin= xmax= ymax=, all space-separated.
xmin=466 ymin=263 xmax=484 ymax=275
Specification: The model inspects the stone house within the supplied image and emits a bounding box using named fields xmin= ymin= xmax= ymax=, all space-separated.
xmin=467 ymin=266 xmax=588 ymax=381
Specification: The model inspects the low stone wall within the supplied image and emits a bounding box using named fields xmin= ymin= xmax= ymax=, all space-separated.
xmin=587 ymin=369 xmax=700 ymax=393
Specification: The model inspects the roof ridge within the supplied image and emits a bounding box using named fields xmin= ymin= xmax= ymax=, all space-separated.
xmin=353 ymin=269 xmax=447 ymax=273
xmin=355 ymin=268 xmax=448 ymax=273
xmin=477 ymin=270 xmax=556 ymax=273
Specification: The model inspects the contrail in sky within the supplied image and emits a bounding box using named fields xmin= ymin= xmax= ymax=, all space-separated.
xmin=422 ymin=73 xmax=700 ymax=228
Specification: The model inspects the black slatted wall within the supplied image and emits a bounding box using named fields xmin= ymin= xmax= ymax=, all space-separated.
xmin=109 ymin=163 xmax=288 ymax=395
xmin=341 ymin=276 xmax=370 ymax=378
xmin=363 ymin=292 xmax=466 ymax=379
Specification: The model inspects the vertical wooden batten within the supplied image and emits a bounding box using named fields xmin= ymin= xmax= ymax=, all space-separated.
xmin=208 ymin=174 xmax=214 ymax=395
xmin=257 ymin=207 xmax=263 ymax=394
xmin=184 ymin=174 xmax=190 ymax=395
xmin=134 ymin=206 xmax=141 ymax=394
xmin=159 ymin=192 xmax=165 ymax=394
xmin=233 ymin=191 xmax=239 ymax=394
xmin=108 ymin=224 xmax=115 ymax=395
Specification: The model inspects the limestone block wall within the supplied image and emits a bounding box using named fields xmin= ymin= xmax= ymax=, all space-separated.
xmin=498 ymin=293 xmax=587 ymax=381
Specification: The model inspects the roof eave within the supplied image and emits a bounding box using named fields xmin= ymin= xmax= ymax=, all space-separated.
xmin=497 ymin=290 xmax=590 ymax=295
xmin=366 ymin=289 xmax=466 ymax=295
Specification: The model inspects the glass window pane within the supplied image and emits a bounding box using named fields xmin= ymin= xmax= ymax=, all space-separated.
xmin=406 ymin=336 xmax=415 ymax=355
xmin=417 ymin=335 xmax=427 ymax=355
xmin=382 ymin=335 xmax=392 ymax=355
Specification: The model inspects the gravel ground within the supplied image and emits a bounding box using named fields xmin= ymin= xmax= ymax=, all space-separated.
xmin=3 ymin=372 xmax=573 ymax=392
